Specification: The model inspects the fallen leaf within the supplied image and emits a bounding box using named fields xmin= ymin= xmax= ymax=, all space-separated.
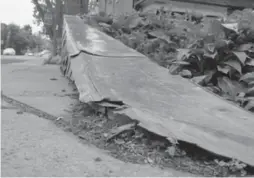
xmin=106 ymin=122 xmax=136 ymax=142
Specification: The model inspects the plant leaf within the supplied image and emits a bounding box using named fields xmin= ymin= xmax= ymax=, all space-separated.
xmin=235 ymin=93 xmax=246 ymax=105
xmin=191 ymin=75 xmax=207 ymax=85
xmin=249 ymin=81 xmax=254 ymax=87
xmin=239 ymin=72 xmax=254 ymax=83
xmin=244 ymin=99 xmax=254 ymax=111
xmin=190 ymin=49 xmax=205 ymax=56
xmin=127 ymin=15 xmax=143 ymax=29
xmin=171 ymin=61 xmax=190 ymax=65
xmin=246 ymin=87 xmax=254 ymax=96
xmin=245 ymin=97 xmax=254 ymax=102
xmin=231 ymin=80 xmax=247 ymax=94
xmin=217 ymin=77 xmax=239 ymax=98
xmin=236 ymin=43 xmax=254 ymax=51
xmin=232 ymin=51 xmax=248 ymax=65
xmin=168 ymin=65 xmax=182 ymax=75
xmin=246 ymin=58 xmax=254 ymax=66
xmin=194 ymin=70 xmax=217 ymax=86
xmin=206 ymin=86 xmax=221 ymax=94
xmin=176 ymin=48 xmax=190 ymax=61
xmin=204 ymin=43 xmax=217 ymax=58
xmin=221 ymin=23 xmax=238 ymax=33
xmin=217 ymin=65 xmax=231 ymax=74
xmin=115 ymin=13 xmax=142 ymax=29
xmin=223 ymin=60 xmax=242 ymax=74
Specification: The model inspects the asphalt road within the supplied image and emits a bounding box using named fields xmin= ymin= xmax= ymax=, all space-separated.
xmin=1 ymin=59 xmax=27 ymax=64
xmin=1 ymin=55 xmax=36 ymax=64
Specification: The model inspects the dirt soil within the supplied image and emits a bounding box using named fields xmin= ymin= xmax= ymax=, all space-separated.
xmin=54 ymin=83 xmax=254 ymax=177
xmin=1 ymin=98 xmax=193 ymax=177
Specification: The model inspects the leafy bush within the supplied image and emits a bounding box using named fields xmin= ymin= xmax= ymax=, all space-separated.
xmin=84 ymin=8 xmax=254 ymax=112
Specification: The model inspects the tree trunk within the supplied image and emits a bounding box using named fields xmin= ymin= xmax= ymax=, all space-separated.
xmin=52 ymin=0 xmax=63 ymax=56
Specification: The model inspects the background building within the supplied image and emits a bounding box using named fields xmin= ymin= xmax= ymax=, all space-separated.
xmin=98 ymin=0 xmax=254 ymax=18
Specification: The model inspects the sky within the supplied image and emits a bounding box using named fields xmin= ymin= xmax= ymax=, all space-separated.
xmin=0 ymin=0 xmax=42 ymax=33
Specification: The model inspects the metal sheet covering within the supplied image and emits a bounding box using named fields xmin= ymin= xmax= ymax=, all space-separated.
xmin=63 ymin=15 xmax=145 ymax=57
xmin=63 ymin=15 xmax=254 ymax=166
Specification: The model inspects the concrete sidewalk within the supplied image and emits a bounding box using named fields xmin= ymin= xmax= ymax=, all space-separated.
xmin=1 ymin=57 xmax=192 ymax=176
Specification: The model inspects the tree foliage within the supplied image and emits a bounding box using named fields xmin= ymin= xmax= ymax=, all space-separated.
xmin=1 ymin=23 xmax=48 ymax=55
xmin=23 ymin=24 xmax=33 ymax=35
xmin=31 ymin=0 xmax=56 ymax=39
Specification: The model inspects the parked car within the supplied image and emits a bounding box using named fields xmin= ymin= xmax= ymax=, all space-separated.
xmin=3 ymin=48 xmax=16 ymax=55
xmin=38 ymin=50 xmax=51 ymax=57
xmin=25 ymin=52 xmax=34 ymax=56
